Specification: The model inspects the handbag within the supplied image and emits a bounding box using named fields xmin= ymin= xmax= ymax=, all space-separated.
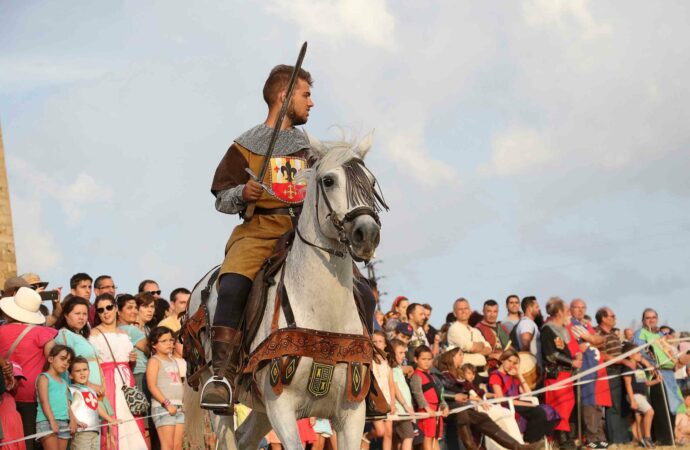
xmin=99 ymin=329 xmax=150 ymax=416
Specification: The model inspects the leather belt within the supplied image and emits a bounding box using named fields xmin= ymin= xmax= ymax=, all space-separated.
xmin=253 ymin=206 xmax=303 ymax=216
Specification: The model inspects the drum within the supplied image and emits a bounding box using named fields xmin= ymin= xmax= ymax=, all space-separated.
xmin=518 ymin=351 xmax=540 ymax=389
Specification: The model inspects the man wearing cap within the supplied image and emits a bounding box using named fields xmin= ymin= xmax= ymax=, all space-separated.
xmin=0 ymin=287 xmax=58 ymax=450
xmin=393 ymin=322 xmax=413 ymax=345
xmin=20 ymin=272 xmax=61 ymax=327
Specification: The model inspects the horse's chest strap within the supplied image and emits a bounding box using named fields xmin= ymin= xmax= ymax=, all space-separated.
xmin=244 ymin=327 xmax=374 ymax=373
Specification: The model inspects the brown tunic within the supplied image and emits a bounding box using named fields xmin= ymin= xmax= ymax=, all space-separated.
xmin=212 ymin=143 xmax=309 ymax=279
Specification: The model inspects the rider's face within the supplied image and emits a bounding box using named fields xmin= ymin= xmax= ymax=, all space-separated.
xmin=286 ymin=78 xmax=313 ymax=126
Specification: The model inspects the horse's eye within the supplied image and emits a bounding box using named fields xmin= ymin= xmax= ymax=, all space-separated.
xmin=322 ymin=176 xmax=334 ymax=188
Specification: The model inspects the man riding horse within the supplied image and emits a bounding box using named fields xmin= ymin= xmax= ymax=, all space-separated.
xmin=202 ymin=64 xmax=376 ymax=410
xmin=201 ymin=64 xmax=314 ymax=409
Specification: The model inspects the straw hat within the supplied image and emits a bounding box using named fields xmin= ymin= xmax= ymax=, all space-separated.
xmin=20 ymin=272 xmax=49 ymax=289
xmin=0 ymin=287 xmax=46 ymax=325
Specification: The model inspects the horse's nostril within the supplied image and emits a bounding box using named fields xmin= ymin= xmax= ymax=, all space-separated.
xmin=353 ymin=228 xmax=364 ymax=244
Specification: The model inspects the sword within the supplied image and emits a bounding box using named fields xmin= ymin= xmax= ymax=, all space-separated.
xmin=243 ymin=41 xmax=308 ymax=221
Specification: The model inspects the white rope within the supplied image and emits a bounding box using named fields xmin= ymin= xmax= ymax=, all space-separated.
xmin=0 ymin=410 xmax=173 ymax=447
xmin=1 ymin=338 xmax=686 ymax=444
xmin=371 ymin=336 xmax=690 ymax=422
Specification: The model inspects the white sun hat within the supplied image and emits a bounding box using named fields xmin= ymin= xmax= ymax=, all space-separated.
xmin=0 ymin=286 xmax=46 ymax=325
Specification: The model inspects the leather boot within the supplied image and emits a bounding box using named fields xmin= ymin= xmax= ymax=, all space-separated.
xmin=556 ymin=430 xmax=576 ymax=450
xmin=458 ymin=424 xmax=479 ymax=450
xmin=200 ymin=326 xmax=241 ymax=411
xmin=489 ymin=427 xmax=545 ymax=450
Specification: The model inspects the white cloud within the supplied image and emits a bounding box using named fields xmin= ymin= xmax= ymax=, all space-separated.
xmin=378 ymin=126 xmax=454 ymax=186
xmin=481 ymin=127 xmax=554 ymax=176
xmin=12 ymin=197 xmax=62 ymax=273
xmin=8 ymin=158 xmax=112 ymax=223
xmin=522 ymin=0 xmax=611 ymax=39
xmin=265 ymin=0 xmax=396 ymax=50
xmin=0 ymin=57 xmax=117 ymax=93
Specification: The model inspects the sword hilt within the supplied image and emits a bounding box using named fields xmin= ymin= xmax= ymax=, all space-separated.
xmin=243 ymin=169 xmax=276 ymax=221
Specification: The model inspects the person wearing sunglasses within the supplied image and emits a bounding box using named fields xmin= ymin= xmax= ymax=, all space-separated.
xmin=138 ymin=280 xmax=162 ymax=299
xmin=633 ymin=308 xmax=684 ymax=446
xmin=89 ymin=294 xmax=147 ymax=450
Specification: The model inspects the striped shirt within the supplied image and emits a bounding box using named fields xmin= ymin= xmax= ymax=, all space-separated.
xmin=596 ymin=326 xmax=623 ymax=361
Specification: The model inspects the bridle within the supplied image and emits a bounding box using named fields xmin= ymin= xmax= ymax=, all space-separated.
xmin=295 ymin=158 xmax=388 ymax=263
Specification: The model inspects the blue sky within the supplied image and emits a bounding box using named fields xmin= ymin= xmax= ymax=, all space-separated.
xmin=2 ymin=0 xmax=689 ymax=330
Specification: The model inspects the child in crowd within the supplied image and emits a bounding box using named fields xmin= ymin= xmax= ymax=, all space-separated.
xmin=460 ymin=363 xmax=489 ymax=402
xmin=310 ymin=418 xmax=337 ymax=450
xmin=36 ymin=345 xmax=81 ymax=450
xmin=676 ymin=393 xmax=690 ymax=445
xmin=365 ymin=331 xmax=395 ymax=450
xmin=410 ymin=345 xmax=448 ymax=450
xmin=146 ymin=327 xmax=184 ymax=450
xmin=0 ymin=359 xmax=27 ymax=450
xmin=488 ymin=349 xmax=551 ymax=444
xmin=387 ymin=339 xmax=416 ymax=450
xmin=68 ymin=356 xmax=118 ymax=450
xmin=622 ymin=341 xmax=661 ymax=448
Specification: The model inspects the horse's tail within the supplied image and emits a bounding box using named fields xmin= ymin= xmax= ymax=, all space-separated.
xmin=183 ymin=383 xmax=208 ymax=450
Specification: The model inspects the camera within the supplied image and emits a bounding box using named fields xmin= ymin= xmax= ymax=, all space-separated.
xmin=39 ymin=290 xmax=59 ymax=302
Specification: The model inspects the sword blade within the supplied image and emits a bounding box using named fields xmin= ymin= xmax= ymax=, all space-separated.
xmin=244 ymin=42 xmax=308 ymax=221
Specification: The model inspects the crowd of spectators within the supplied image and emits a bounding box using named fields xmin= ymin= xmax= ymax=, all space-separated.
xmin=0 ymin=272 xmax=190 ymax=450
xmin=1 ymin=272 xmax=689 ymax=450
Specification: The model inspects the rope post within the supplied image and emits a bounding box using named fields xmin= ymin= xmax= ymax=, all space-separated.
xmin=573 ymin=370 xmax=583 ymax=449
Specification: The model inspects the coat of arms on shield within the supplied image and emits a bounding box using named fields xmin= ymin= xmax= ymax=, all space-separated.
xmin=269 ymin=156 xmax=307 ymax=204
xmin=308 ymin=362 xmax=334 ymax=397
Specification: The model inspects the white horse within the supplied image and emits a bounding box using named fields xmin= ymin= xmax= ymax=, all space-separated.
xmin=184 ymin=133 xmax=386 ymax=450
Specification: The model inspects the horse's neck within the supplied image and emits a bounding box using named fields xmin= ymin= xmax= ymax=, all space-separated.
xmin=282 ymin=208 xmax=361 ymax=334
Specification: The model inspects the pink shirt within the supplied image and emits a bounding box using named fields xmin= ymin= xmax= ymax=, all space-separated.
xmin=0 ymin=323 xmax=58 ymax=402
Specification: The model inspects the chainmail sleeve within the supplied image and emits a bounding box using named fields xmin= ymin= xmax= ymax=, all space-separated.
xmin=409 ymin=374 xmax=428 ymax=409
xmin=215 ymin=185 xmax=246 ymax=215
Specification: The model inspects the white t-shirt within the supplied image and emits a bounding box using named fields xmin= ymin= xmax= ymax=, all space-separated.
xmin=515 ymin=317 xmax=542 ymax=365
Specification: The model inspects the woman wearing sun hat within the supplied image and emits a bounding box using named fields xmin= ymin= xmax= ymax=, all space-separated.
xmin=0 ymin=287 xmax=58 ymax=450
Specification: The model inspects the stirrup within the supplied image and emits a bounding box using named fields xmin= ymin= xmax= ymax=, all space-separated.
xmin=199 ymin=375 xmax=233 ymax=410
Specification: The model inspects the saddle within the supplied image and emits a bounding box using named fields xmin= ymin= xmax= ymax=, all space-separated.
xmin=241 ymin=229 xmax=295 ymax=356
xmin=180 ymin=232 xmax=292 ymax=391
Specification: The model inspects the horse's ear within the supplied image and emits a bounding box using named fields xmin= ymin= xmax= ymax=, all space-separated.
xmin=357 ymin=130 xmax=374 ymax=159
xmin=306 ymin=132 xmax=328 ymax=160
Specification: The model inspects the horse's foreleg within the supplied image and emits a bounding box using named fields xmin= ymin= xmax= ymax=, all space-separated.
xmin=236 ymin=411 xmax=271 ymax=450
xmin=332 ymin=402 xmax=367 ymax=450
xmin=265 ymin=398 xmax=305 ymax=450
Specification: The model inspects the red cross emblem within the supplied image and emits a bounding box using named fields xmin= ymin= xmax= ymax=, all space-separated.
xmin=269 ymin=156 xmax=307 ymax=203
xmin=83 ymin=391 xmax=98 ymax=410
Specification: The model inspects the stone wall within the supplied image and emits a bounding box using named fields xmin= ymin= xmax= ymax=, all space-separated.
xmin=0 ymin=124 xmax=17 ymax=287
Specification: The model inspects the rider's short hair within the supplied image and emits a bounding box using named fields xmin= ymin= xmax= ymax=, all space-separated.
xmin=263 ymin=65 xmax=313 ymax=106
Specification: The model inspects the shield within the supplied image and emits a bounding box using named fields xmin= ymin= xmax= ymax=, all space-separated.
xmin=82 ymin=390 xmax=98 ymax=410
xmin=269 ymin=156 xmax=307 ymax=203
xmin=308 ymin=362 xmax=334 ymax=397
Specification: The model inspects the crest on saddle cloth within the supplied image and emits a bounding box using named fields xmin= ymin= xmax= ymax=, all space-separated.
xmin=308 ymin=362 xmax=335 ymax=397
xmin=269 ymin=156 xmax=307 ymax=203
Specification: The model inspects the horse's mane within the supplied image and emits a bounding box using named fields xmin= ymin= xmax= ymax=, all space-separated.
xmin=297 ymin=134 xmax=388 ymax=212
